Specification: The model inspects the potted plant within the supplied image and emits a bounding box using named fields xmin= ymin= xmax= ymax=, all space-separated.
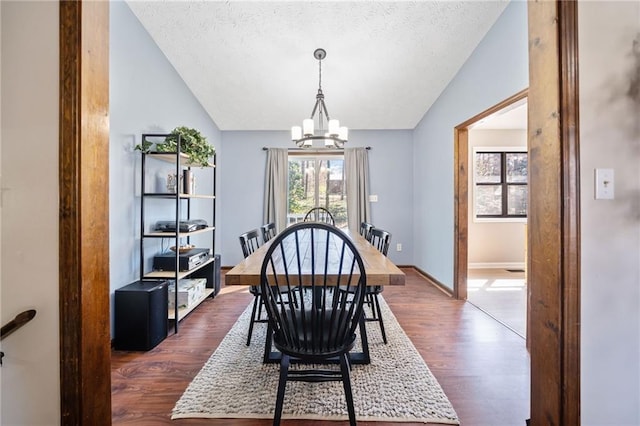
xmin=136 ymin=126 xmax=215 ymax=167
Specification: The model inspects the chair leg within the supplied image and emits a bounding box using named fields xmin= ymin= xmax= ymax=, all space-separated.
xmin=339 ymin=352 xmax=357 ymax=426
xmin=372 ymin=293 xmax=387 ymax=344
xmin=246 ymin=294 xmax=260 ymax=346
xmin=273 ymin=355 xmax=290 ymax=426
xmin=257 ymin=295 xmax=264 ymax=320
xmin=367 ymin=294 xmax=376 ymax=319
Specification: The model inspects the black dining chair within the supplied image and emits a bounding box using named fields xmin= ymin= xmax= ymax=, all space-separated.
xmin=303 ymin=206 xmax=335 ymax=225
xmin=239 ymin=229 xmax=261 ymax=259
xmin=338 ymin=227 xmax=391 ymax=344
xmin=261 ymin=222 xmax=277 ymax=243
xmin=239 ymin=229 xmax=297 ymax=346
xmin=239 ymin=229 xmax=264 ymax=346
xmin=260 ymin=222 xmax=367 ymax=426
xmin=369 ymin=228 xmax=391 ymax=256
xmin=360 ymin=221 xmax=374 ymax=241
xmin=363 ymin=227 xmax=391 ymax=344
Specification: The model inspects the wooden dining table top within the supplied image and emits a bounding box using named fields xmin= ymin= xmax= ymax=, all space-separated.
xmin=225 ymin=227 xmax=405 ymax=287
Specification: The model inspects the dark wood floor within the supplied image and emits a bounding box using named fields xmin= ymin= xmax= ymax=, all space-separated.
xmin=111 ymin=268 xmax=530 ymax=425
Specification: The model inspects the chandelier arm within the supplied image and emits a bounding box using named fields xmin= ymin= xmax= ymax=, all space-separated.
xmin=320 ymin=98 xmax=331 ymax=122
xmin=310 ymin=98 xmax=321 ymax=119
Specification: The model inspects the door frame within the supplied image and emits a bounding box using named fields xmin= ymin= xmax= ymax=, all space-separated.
xmin=453 ymin=88 xmax=529 ymax=301
xmin=59 ymin=1 xmax=111 ymax=424
xmin=59 ymin=1 xmax=580 ymax=425
xmin=453 ymin=1 xmax=580 ymax=424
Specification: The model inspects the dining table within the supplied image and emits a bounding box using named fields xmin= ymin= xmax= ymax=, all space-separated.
xmin=226 ymin=226 xmax=406 ymax=364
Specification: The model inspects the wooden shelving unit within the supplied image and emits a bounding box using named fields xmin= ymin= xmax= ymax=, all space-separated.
xmin=139 ymin=133 xmax=217 ymax=332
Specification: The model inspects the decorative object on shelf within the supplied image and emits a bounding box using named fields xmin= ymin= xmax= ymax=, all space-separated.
xmin=183 ymin=169 xmax=195 ymax=194
xmin=291 ymin=48 xmax=348 ymax=149
xmin=166 ymin=172 xmax=180 ymax=193
xmin=135 ymin=126 xmax=215 ymax=167
xmin=170 ymin=244 xmax=196 ymax=254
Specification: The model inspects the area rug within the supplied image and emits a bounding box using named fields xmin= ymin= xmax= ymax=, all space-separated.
xmin=171 ymin=295 xmax=459 ymax=424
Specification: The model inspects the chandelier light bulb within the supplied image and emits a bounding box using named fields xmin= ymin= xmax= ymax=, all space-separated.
xmin=328 ymin=119 xmax=340 ymax=136
xmin=302 ymin=119 xmax=314 ymax=137
xmin=291 ymin=126 xmax=302 ymax=141
xmin=338 ymin=126 xmax=348 ymax=141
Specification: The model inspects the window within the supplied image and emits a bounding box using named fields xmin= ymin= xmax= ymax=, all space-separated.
xmin=288 ymin=153 xmax=347 ymax=228
xmin=474 ymin=150 xmax=528 ymax=219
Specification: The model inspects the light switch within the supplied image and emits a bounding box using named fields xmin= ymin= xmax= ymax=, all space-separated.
xmin=595 ymin=168 xmax=614 ymax=200
xmin=369 ymin=195 xmax=378 ymax=202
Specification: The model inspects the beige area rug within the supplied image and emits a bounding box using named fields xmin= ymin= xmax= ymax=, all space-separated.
xmin=171 ymin=295 xmax=459 ymax=424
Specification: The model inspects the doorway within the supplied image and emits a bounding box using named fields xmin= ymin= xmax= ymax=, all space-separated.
xmin=59 ymin=1 xmax=580 ymax=424
xmin=465 ymin=98 xmax=528 ymax=338
xmin=453 ymin=88 xmax=528 ymax=303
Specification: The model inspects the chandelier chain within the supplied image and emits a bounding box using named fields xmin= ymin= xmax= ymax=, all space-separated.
xmin=318 ymin=57 xmax=322 ymax=91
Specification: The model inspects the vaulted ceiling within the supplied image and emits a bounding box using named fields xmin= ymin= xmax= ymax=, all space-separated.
xmin=127 ymin=1 xmax=510 ymax=132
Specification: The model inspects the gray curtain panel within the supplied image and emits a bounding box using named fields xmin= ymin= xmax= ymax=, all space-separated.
xmin=263 ymin=148 xmax=288 ymax=232
xmin=345 ymin=147 xmax=371 ymax=234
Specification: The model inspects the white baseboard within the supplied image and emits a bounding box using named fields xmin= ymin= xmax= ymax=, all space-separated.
xmin=468 ymin=262 xmax=525 ymax=270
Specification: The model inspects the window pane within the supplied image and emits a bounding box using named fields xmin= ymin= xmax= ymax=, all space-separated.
xmin=508 ymin=185 xmax=528 ymax=215
xmin=506 ymin=153 xmax=528 ymax=183
xmin=288 ymin=158 xmax=313 ymax=224
xmin=475 ymin=185 xmax=502 ymax=215
xmin=288 ymin=156 xmax=347 ymax=228
xmin=475 ymin=152 xmax=502 ymax=183
xmin=324 ymin=159 xmax=347 ymax=228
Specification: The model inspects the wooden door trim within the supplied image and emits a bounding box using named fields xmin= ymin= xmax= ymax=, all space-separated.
xmin=59 ymin=1 xmax=111 ymax=424
xmin=527 ymin=1 xmax=581 ymax=424
xmin=454 ymin=1 xmax=581 ymax=424
xmin=558 ymin=1 xmax=581 ymax=423
xmin=453 ymin=89 xmax=528 ymax=300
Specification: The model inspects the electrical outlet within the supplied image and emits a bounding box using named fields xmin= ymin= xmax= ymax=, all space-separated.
xmin=396 ymin=243 xmax=402 ymax=252
xmin=369 ymin=195 xmax=378 ymax=202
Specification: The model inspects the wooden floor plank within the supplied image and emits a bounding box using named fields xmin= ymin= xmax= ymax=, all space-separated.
xmin=111 ymin=268 xmax=530 ymax=425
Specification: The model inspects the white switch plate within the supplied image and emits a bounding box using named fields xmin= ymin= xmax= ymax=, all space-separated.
xmin=396 ymin=243 xmax=402 ymax=252
xmin=369 ymin=195 xmax=378 ymax=202
xmin=595 ymin=168 xmax=614 ymax=200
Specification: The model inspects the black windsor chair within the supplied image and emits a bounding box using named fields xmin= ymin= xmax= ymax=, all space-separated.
xmin=362 ymin=228 xmax=391 ymax=343
xmin=338 ymin=227 xmax=391 ymax=344
xmin=303 ymin=206 xmax=335 ymax=225
xmin=260 ymin=222 xmax=367 ymax=426
xmin=261 ymin=222 xmax=277 ymax=243
xmin=239 ymin=229 xmax=296 ymax=346
xmin=359 ymin=221 xmax=374 ymax=241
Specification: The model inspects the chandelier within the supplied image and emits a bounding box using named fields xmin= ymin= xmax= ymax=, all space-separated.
xmin=291 ymin=48 xmax=348 ymax=148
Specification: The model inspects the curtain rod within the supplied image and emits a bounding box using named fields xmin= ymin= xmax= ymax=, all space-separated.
xmin=262 ymin=147 xmax=371 ymax=151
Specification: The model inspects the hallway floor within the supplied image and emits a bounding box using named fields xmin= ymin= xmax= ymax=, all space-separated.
xmin=467 ymin=268 xmax=527 ymax=338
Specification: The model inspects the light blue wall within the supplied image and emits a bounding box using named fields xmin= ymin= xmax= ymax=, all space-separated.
xmin=220 ymin=130 xmax=413 ymax=267
xmin=412 ymin=1 xmax=528 ymax=289
xmin=109 ymin=0 xmax=222 ymax=330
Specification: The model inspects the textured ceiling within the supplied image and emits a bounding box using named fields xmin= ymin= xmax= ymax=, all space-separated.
xmin=127 ymin=1 xmax=510 ymax=131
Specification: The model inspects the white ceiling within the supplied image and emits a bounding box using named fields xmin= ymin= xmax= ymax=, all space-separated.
xmin=472 ymin=101 xmax=527 ymax=130
xmin=127 ymin=1 xmax=510 ymax=132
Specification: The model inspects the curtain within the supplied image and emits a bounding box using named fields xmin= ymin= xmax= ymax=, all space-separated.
xmin=345 ymin=147 xmax=371 ymax=234
xmin=263 ymin=148 xmax=288 ymax=232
